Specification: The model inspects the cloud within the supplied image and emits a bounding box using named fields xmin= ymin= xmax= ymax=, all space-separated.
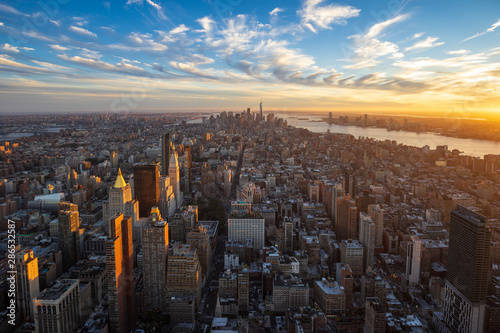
xmin=393 ymin=53 xmax=488 ymax=70
xmin=344 ymin=15 xmax=408 ymax=69
xmin=412 ymin=32 xmax=424 ymax=39
xmin=270 ymin=8 xmax=284 ymax=16
xmin=103 ymin=1 xmax=111 ymax=9
xmin=2 ymin=43 xmax=34 ymax=53
xmin=463 ymin=18 xmax=500 ymax=42
xmin=126 ymin=0 xmax=167 ymax=20
xmin=0 ymin=4 xmax=24 ymax=15
xmin=50 ymin=19 xmax=61 ymax=27
xmin=446 ymin=49 xmax=470 ymax=55
xmin=298 ymin=0 xmax=360 ymax=33
xmin=365 ymin=14 xmax=409 ymax=39
xmin=69 ymin=25 xmax=97 ymax=38
xmin=50 ymin=44 xmax=70 ymax=51
xmin=0 ymin=22 xmax=3 ymax=26
xmin=405 ymin=36 xmax=444 ymax=51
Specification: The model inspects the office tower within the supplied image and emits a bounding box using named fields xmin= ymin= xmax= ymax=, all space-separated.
xmin=159 ymin=175 xmax=176 ymax=218
xmin=58 ymin=201 xmax=80 ymax=271
xmin=328 ymin=112 xmax=333 ymax=124
xmin=331 ymin=183 xmax=344 ymax=222
xmin=106 ymin=213 xmax=135 ymax=333
xmin=161 ymin=133 xmax=171 ymax=177
xmin=340 ymin=265 xmax=354 ymax=309
xmin=142 ymin=207 xmax=169 ymax=311
xmin=340 ymin=240 xmax=364 ymax=278
xmin=186 ymin=225 xmax=211 ymax=277
xmin=169 ymin=149 xmax=182 ymax=208
xmin=359 ymin=212 xmax=376 ymax=270
xmin=167 ymin=243 xmax=203 ymax=309
xmin=184 ymin=145 xmax=192 ymax=194
xmin=16 ymin=249 xmax=40 ymax=321
xmin=405 ymin=236 xmax=421 ymax=287
xmin=228 ymin=203 xmax=265 ymax=250
xmin=365 ymin=297 xmax=386 ymax=333
xmin=260 ymin=99 xmax=263 ymax=120
xmin=223 ymin=169 xmax=232 ymax=198
xmin=238 ymin=267 xmax=249 ymax=313
xmin=368 ymin=204 xmax=384 ymax=247
xmin=170 ymin=205 xmax=198 ymax=242
xmin=34 ymin=279 xmax=81 ymax=333
xmin=133 ymin=162 xmax=160 ymax=217
xmin=335 ymin=195 xmax=358 ymax=241
xmin=342 ymin=173 xmax=357 ymax=198
xmin=284 ymin=220 xmax=293 ymax=253
xmin=103 ymin=168 xmax=139 ymax=233
xmin=357 ymin=190 xmax=376 ymax=214
xmin=443 ymin=205 xmax=491 ymax=333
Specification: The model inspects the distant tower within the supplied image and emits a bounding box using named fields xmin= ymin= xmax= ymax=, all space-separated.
xmin=161 ymin=133 xmax=171 ymax=177
xmin=133 ymin=162 xmax=160 ymax=217
xmin=260 ymin=99 xmax=263 ymax=120
xmin=106 ymin=213 xmax=135 ymax=333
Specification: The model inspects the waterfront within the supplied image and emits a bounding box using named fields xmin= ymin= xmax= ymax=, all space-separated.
xmin=275 ymin=114 xmax=500 ymax=158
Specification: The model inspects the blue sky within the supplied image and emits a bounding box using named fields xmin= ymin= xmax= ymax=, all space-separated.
xmin=0 ymin=0 xmax=499 ymax=115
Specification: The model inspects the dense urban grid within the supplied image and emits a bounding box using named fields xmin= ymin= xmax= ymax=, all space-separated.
xmin=1 ymin=109 xmax=500 ymax=333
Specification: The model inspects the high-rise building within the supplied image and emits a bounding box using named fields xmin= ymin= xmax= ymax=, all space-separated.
xmin=260 ymin=99 xmax=263 ymax=120
xmin=359 ymin=212 xmax=376 ymax=270
xmin=365 ymin=297 xmax=386 ymax=333
xmin=442 ymin=205 xmax=491 ymax=333
xmin=335 ymin=195 xmax=357 ymax=241
xmin=161 ymin=133 xmax=171 ymax=177
xmin=284 ymin=220 xmax=293 ymax=253
xmin=368 ymin=204 xmax=384 ymax=247
xmin=133 ymin=162 xmax=160 ymax=217
xmin=169 ymin=149 xmax=182 ymax=208
xmin=166 ymin=243 xmax=203 ymax=309
xmin=34 ymin=279 xmax=82 ymax=333
xmin=186 ymin=225 xmax=211 ymax=277
xmin=16 ymin=249 xmax=40 ymax=321
xmin=103 ymin=168 xmax=139 ymax=234
xmin=159 ymin=175 xmax=176 ymax=218
xmin=184 ymin=145 xmax=192 ymax=195
xmin=106 ymin=213 xmax=135 ymax=333
xmin=342 ymin=173 xmax=357 ymax=198
xmin=228 ymin=203 xmax=265 ymax=250
xmin=58 ymin=201 xmax=80 ymax=271
xmin=142 ymin=207 xmax=169 ymax=311
xmin=340 ymin=240 xmax=363 ymax=278
xmin=238 ymin=267 xmax=249 ymax=313
xmin=405 ymin=236 xmax=421 ymax=287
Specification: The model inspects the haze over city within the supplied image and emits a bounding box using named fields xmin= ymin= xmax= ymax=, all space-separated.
xmin=0 ymin=0 xmax=499 ymax=117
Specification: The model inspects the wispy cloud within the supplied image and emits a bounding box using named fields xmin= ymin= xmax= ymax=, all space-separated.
xmin=298 ymin=0 xmax=360 ymax=33
xmin=462 ymin=18 xmax=500 ymax=42
xmin=270 ymin=8 xmax=284 ymax=16
xmin=446 ymin=49 xmax=469 ymax=55
xmin=344 ymin=14 xmax=408 ymax=69
xmin=103 ymin=1 xmax=111 ymax=9
xmin=50 ymin=44 xmax=70 ymax=51
xmin=126 ymin=0 xmax=167 ymax=20
xmin=405 ymin=36 xmax=444 ymax=51
xmin=69 ymin=25 xmax=97 ymax=38
xmin=0 ymin=3 xmax=24 ymax=16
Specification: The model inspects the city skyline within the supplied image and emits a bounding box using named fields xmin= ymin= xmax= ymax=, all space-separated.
xmin=0 ymin=0 xmax=499 ymax=116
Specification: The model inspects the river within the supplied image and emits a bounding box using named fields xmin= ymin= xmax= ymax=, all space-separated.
xmin=276 ymin=114 xmax=499 ymax=158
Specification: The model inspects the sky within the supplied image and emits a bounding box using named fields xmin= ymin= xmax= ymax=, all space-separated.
xmin=0 ymin=0 xmax=499 ymax=116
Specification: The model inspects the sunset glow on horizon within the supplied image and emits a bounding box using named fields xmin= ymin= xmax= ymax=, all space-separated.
xmin=0 ymin=0 xmax=499 ymax=116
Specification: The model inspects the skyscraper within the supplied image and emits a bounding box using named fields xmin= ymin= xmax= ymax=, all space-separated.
xmin=169 ymin=149 xmax=182 ymax=208
xmin=106 ymin=213 xmax=135 ymax=333
xmin=186 ymin=225 xmax=211 ymax=277
xmin=343 ymin=173 xmax=357 ymax=198
xmin=359 ymin=212 xmax=376 ymax=270
xmin=405 ymin=236 xmax=421 ymax=287
xmin=133 ymin=162 xmax=160 ymax=217
xmin=161 ymin=133 xmax=171 ymax=177
xmin=16 ymin=249 xmax=40 ymax=321
xmin=103 ymin=168 xmax=139 ymax=233
xmin=335 ymin=195 xmax=357 ymax=241
xmin=260 ymin=99 xmax=263 ymax=120
xmin=443 ymin=205 xmax=491 ymax=333
xmin=58 ymin=201 xmax=80 ymax=271
xmin=142 ymin=207 xmax=169 ymax=311
xmin=184 ymin=145 xmax=192 ymax=194
xmin=228 ymin=202 xmax=265 ymax=250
